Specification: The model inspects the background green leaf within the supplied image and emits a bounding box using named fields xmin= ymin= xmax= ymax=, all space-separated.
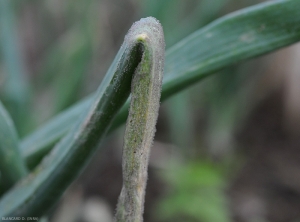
xmin=0 ymin=0 xmax=31 ymax=136
xmin=0 ymin=101 xmax=28 ymax=195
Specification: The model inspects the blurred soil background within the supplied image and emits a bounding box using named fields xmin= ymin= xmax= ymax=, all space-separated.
xmin=1 ymin=0 xmax=300 ymax=221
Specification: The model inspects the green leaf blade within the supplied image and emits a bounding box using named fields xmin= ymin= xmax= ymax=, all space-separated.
xmin=162 ymin=0 xmax=300 ymax=98
xmin=20 ymin=96 xmax=93 ymax=169
xmin=0 ymin=101 xmax=28 ymax=194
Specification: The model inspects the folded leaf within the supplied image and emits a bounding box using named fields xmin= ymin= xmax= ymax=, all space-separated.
xmin=0 ymin=17 xmax=164 ymax=218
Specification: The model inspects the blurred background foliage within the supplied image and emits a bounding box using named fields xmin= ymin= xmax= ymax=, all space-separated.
xmin=1 ymin=0 xmax=300 ymax=221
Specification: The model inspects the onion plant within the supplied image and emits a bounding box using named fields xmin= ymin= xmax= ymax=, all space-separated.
xmin=0 ymin=0 xmax=300 ymax=221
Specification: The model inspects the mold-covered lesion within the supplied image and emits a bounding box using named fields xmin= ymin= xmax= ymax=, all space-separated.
xmin=115 ymin=17 xmax=165 ymax=222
